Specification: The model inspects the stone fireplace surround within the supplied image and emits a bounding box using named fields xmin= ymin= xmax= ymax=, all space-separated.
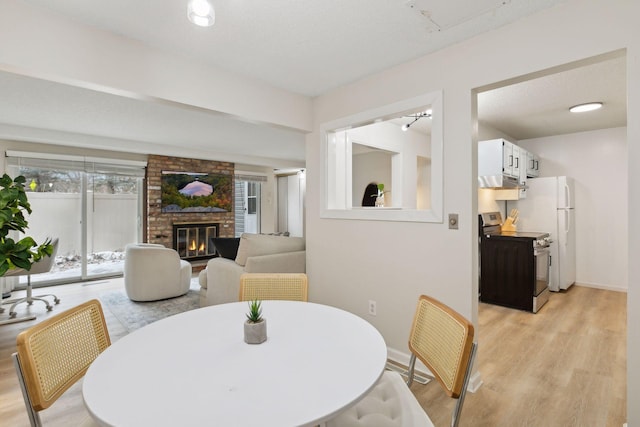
xmin=146 ymin=155 xmax=235 ymax=263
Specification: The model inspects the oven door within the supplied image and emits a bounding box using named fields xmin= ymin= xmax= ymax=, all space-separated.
xmin=534 ymin=247 xmax=550 ymax=296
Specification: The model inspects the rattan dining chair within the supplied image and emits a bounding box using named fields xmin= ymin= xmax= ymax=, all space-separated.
xmin=12 ymin=299 xmax=111 ymax=427
xmin=239 ymin=273 xmax=308 ymax=302
xmin=327 ymin=294 xmax=477 ymax=427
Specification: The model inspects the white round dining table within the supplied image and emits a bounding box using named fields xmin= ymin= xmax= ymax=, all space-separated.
xmin=83 ymin=300 xmax=387 ymax=427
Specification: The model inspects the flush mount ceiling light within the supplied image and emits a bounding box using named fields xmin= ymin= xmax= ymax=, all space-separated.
xmin=188 ymin=0 xmax=215 ymax=27
xmin=569 ymin=102 xmax=603 ymax=113
xmin=401 ymin=110 xmax=432 ymax=131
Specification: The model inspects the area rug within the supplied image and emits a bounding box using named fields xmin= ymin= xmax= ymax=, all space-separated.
xmin=100 ymin=281 xmax=200 ymax=332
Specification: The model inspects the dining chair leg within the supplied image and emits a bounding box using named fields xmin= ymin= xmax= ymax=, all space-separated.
xmin=13 ymin=353 xmax=42 ymax=427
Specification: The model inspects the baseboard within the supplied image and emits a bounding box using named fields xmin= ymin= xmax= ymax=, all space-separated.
xmin=387 ymin=346 xmax=483 ymax=393
xmin=573 ymin=282 xmax=627 ymax=293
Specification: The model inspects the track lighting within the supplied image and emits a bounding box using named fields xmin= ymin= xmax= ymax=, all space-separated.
xmin=401 ymin=110 xmax=432 ymax=132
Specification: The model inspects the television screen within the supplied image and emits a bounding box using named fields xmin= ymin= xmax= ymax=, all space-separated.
xmin=161 ymin=171 xmax=232 ymax=213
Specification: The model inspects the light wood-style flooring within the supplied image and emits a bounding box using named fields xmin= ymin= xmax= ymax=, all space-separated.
xmin=0 ymin=280 xmax=627 ymax=426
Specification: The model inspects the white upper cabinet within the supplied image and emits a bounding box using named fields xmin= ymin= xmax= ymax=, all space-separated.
xmin=510 ymin=143 xmax=522 ymax=179
xmin=478 ymin=139 xmax=519 ymax=180
xmin=525 ymin=150 xmax=540 ymax=178
xmin=478 ymin=138 xmax=541 ymax=194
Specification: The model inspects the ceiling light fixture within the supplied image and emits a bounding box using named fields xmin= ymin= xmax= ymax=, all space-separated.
xmin=188 ymin=0 xmax=215 ymax=27
xmin=401 ymin=110 xmax=432 ymax=131
xmin=569 ymin=102 xmax=603 ymax=113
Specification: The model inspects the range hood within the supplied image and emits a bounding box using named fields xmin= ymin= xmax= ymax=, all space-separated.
xmin=478 ymin=174 xmax=520 ymax=189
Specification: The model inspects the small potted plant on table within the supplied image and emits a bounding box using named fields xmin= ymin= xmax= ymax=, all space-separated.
xmin=244 ymin=299 xmax=267 ymax=344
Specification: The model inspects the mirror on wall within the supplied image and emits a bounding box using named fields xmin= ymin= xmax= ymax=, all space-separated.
xmin=320 ymin=91 xmax=443 ymax=222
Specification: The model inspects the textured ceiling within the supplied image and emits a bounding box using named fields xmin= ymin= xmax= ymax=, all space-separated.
xmin=21 ymin=0 xmax=566 ymax=96
xmin=0 ymin=0 xmax=627 ymax=166
xmin=479 ymin=54 xmax=627 ymax=140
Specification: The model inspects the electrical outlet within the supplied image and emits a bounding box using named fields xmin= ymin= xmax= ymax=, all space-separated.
xmin=368 ymin=300 xmax=377 ymax=316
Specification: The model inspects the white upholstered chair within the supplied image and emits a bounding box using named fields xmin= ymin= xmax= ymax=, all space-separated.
xmin=326 ymin=294 xmax=477 ymax=427
xmin=124 ymin=243 xmax=192 ymax=301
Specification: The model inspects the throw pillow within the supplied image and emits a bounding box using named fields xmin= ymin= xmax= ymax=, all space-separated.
xmin=210 ymin=237 xmax=240 ymax=260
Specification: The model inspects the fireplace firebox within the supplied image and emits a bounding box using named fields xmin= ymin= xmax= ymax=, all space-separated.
xmin=172 ymin=222 xmax=219 ymax=261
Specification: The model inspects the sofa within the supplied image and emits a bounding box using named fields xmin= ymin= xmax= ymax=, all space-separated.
xmin=199 ymin=233 xmax=306 ymax=306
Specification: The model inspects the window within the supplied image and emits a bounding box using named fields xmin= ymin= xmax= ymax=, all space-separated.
xmin=320 ymin=91 xmax=443 ymax=222
xmin=247 ymin=182 xmax=257 ymax=214
xmin=6 ymin=151 xmax=145 ymax=286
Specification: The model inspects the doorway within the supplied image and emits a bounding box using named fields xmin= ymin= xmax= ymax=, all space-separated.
xmin=234 ymin=175 xmax=265 ymax=236
xmin=475 ymin=51 xmax=627 ymax=292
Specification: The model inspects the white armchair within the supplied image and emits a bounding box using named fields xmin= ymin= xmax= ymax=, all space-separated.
xmin=124 ymin=243 xmax=192 ymax=302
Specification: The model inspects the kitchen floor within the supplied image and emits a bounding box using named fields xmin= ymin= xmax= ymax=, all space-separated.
xmin=416 ymin=285 xmax=627 ymax=426
xmin=0 ymin=280 xmax=627 ymax=426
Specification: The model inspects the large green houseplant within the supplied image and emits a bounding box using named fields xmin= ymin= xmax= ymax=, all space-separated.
xmin=0 ymin=174 xmax=53 ymax=277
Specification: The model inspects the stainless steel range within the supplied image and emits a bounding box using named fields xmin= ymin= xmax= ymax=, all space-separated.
xmin=479 ymin=212 xmax=551 ymax=313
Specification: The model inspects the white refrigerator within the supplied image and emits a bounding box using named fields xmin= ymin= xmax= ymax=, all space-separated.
xmin=508 ymin=176 xmax=576 ymax=292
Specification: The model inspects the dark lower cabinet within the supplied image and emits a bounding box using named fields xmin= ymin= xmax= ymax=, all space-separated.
xmin=480 ymin=236 xmax=534 ymax=312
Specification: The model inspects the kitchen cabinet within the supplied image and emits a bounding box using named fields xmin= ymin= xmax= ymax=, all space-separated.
xmin=479 ymin=138 xmax=541 ymax=197
xmin=517 ymin=149 xmax=540 ymax=198
xmin=480 ymin=236 xmax=535 ymax=312
xmin=526 ymin=151 xmax=540 ymax=177
xmin=478 ymin=139 xmax=521 ymax=188
xmin=502 ymin=140 xmax=520 ymax=178
xmin=518 ymin=149 xmax=529 ymax=198
xmin=505 ymin=142 xmax=524 ymax=179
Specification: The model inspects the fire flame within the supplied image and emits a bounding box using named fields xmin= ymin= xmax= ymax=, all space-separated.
xmin=188 ymin=240 xmax=206 ymax=252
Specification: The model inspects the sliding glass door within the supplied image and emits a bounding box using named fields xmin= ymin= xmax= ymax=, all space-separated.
xmin=85 ymin=169 xmax=143 ymax=278
xmin=6 ymin=153 xmax=145 ymax=287
xmin=20 ymin=167 xmax=84 ymax=284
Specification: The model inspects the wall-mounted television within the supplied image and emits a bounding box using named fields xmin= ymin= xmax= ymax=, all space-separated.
xmin=161 ymin=171 xmax=232 ymax=213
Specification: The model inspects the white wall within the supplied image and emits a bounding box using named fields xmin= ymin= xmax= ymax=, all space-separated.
xmin=519 ymin=127 xmax=627 ymax=291
xmin=288 ymin=173 xmax=306 ymax=237
xmin=276 ymin=173 xmax=306 ymax=237
xmin=308 ymin=1 xmax=640 ymax=420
